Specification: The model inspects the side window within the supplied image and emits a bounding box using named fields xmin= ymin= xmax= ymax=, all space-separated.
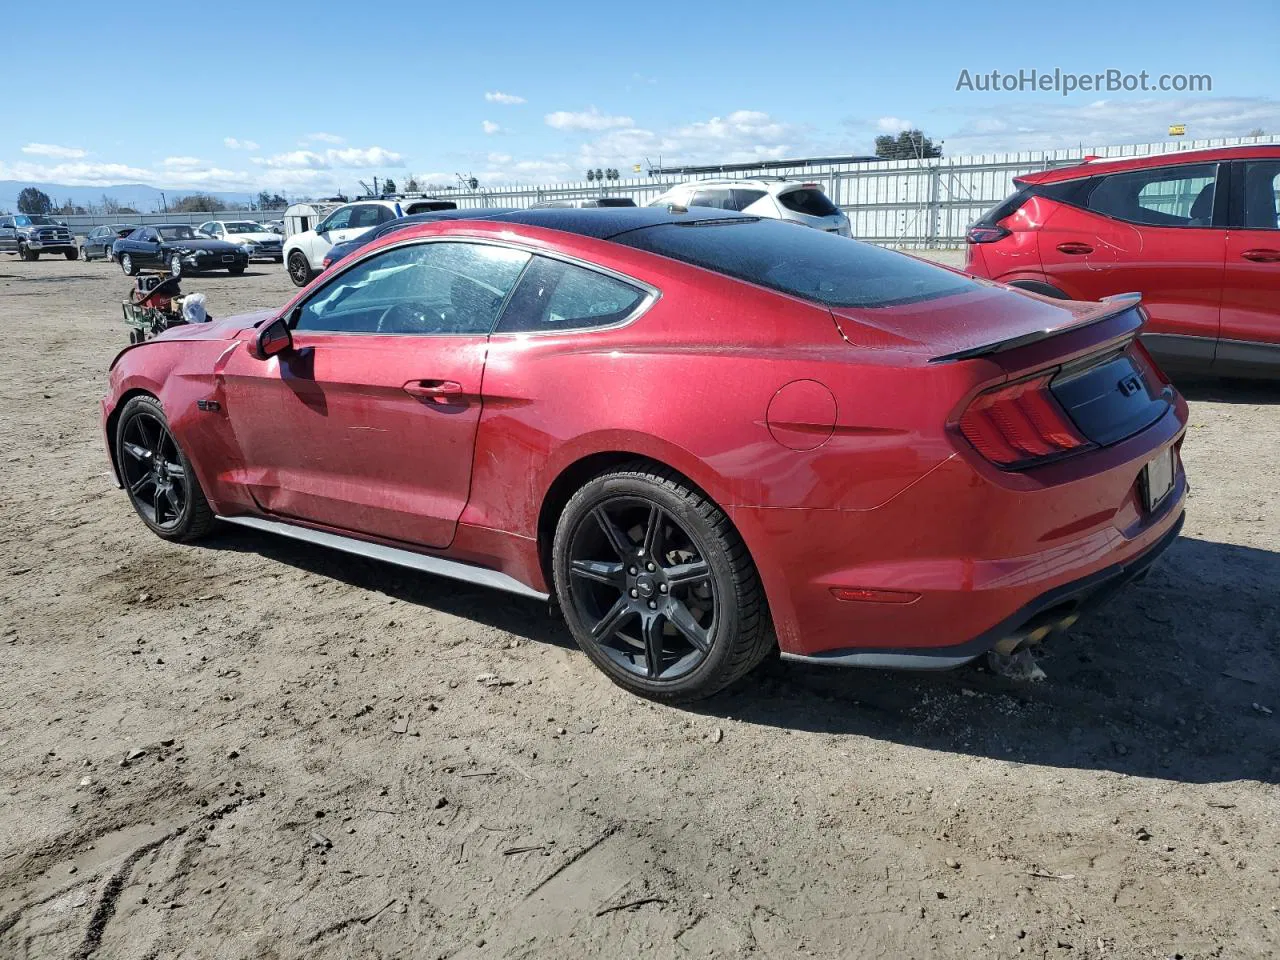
xmin=348 ymin=205 xmax=384 ymax=229
xmin=294 ymin=241 xmax=530 ymax=335
xmin=317 ymin=207 xmax=353 ymax=233
xmin=1239 ymin=161 xmax=1280 ymax=230
xmin=1085 ymin=163 xmax=1218 ymax=227
xmin=690 ymin=189 xmax=733 ymax=210
xmin=730 ymin=188 xmax=768 ymax=211
xmin=373 ymin=205 xmax=399 ymax=225
xmin=496 ymin=257 xmax=647 ymax=334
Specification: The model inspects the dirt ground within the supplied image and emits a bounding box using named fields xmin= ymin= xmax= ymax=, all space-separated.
xmin=0 ymin=252 xmax=1277 ymax=960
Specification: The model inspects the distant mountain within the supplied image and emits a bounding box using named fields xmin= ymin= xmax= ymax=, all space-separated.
xmin=0 ymin=180 xmax=258 ymax=213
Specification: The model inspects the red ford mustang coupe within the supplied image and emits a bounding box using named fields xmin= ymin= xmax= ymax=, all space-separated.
xmin=102 ymin=208 xmax=1188 ymax=700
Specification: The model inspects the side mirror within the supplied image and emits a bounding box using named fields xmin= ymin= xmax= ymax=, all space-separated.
xmin=255 ymin=317 xmax=293 ymax=359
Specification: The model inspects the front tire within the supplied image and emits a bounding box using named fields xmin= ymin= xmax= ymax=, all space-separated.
xmin=115 ymin=395 xmax=213 ymax=542
xmin=79 ymin=245 xmax=90 ymax=261
xmin=552 ymin=463 xmax=771 ymax=701
xmin=65 ymin=248 xmax=78 ymax=260
xmin=121 ymin=253 xmax=137 ymax=276
xmin=228 ymin=264 xmax=246 ymax=275
xmin=169 ymin=253 xmax=184 ymax=277
xmin=287 ymin=250 xmax=312 ymax=287
xmin=18 ymin=242 xmax=36 ymax=261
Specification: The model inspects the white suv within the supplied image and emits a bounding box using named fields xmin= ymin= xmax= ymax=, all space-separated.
xmin=648 ymin=179 xmax=850 ymax=236
xmin=283 ymin=198 xmax=458 ymax=286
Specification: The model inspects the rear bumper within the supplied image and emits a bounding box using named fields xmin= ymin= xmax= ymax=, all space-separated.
xmin=782 ymin=508 xmax=1184 ymax=669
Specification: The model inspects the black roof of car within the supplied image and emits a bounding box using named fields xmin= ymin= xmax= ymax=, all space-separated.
xmin=412 ymin=205 xmax=752 ymax=240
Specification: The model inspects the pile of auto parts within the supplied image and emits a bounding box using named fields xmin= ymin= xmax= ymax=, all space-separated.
xmin=121 ymin=273 xmax=210 ymax=343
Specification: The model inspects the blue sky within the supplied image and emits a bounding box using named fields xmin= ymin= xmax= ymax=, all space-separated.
xmin=3 ymin=0 xmax=1277 ymax=196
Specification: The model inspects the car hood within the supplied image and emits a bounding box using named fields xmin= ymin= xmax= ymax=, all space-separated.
xmin=164 ymin=237 xmax=243 ymax=253
xmin=828 ymin=283 xmax=1135 ymax=360
xmin=226 ymin=232 xmax=280 ymax=243
xmin=151 ymin=308 xmax=275 ymax=342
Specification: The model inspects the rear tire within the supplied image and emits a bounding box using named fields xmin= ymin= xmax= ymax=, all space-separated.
xmin=552 ymin=463 xmax=771 ymax=702
xmin=287 ymin=250 xmax=312 ymax=287
xmin=115 ymin=395 xmax=214 ymax=543
xmin=1008 ymin=279 xmax=1070 ymax=300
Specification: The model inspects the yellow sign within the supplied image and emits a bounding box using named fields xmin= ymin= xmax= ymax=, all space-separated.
xmin=633 ymin=163 xmax=642 ymax=173
xmin=1169 ymin=124 xmax=1186 ymax=136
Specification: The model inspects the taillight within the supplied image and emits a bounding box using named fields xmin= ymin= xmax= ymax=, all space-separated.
xmin=959 ymin=374 xmax=1090 ymax=468
xmin=966 ymin=225 xmax=1010 ymax=244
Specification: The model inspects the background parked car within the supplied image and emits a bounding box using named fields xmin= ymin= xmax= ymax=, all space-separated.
xmin=964 ymin=145 xmax=1280 ymax=380
xmin=0 ymin=214 xmax=78 ymax=260
xmin=282 ymin=198 xmax=458 ymax=286
xmin=530 ymin=197 xmax=638 ymax=208
xmin=113 ymin=224 xmax=249 ymax=277
xmin=80 ymin=223 xmax=138 ymax=261
xmin=263 ymin=220 xmax=285 ymax=234
xmin=198 ymin=220 xmax=284 ymax=262
xmin=648 ymin=178 xmax=850 ymax=236
xmin=319 ymin=209 xmax=521 ymax=272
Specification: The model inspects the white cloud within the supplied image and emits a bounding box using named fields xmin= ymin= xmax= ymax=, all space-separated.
xmin=251 ymin=146 xmax=406 ymax=170
xmin=163 ymin=156 xmax=202 ymax=168
xmin=306 ymin=132 xmax=345 ymax=144
xmin=327 ymin=146 xmax=405 ymax=168
xmin=876 ymin=116 xmax=913 ymax=133
xmin=485 ymin=91 xmax=525 ymax=105
xmin=942 ymin=96 xmax=1280 ymax=155
xmin=545 ymin=107 xmax=634 ymax=132
xmin=487 ymin=152 xmax=512 ymax=164
xmin=22 ymin=143 xmax=87 ymax=159
xmin=223 ymin=137 xmax=260 ymax=151
xmin=482 ymin=120 xmax=502 ymax=135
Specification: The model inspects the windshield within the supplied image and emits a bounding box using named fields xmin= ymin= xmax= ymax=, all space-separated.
xmin=17 ymin=215 xmax=57 ymax=226
xmin=224 ymin=222 xmax=264 ymax=234
xmin=157 ymin=226 xmax=197 ymax=241
xmin=616 ymin=218 xmax=975 ymax=309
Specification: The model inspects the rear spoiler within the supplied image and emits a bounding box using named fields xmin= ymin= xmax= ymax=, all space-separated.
xmin=929 ymin=293 xmax=1143 ymax=364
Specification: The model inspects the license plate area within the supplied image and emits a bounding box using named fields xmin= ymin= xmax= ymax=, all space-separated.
xmin=1141 ymin=447 xmax=1175 ymax=512
xmin=222 ymin=254 xmax=234 ymax=263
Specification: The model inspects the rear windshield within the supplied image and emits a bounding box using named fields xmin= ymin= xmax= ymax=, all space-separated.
xmin=777 ymin=188 xmax=838 ymax=217
xmin=974 ymin=186 xmax=1031 ymax=227
xmin=615 ymin=218 xmax=975 ymax=308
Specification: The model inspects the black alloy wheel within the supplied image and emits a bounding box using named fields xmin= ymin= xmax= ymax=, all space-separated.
xmin=287 ymin=250 xmax=312 ymax=287
xmin=115 ymin=396 xmax=213 ymax=541
xmin=553 ymin=465 xmax=771 ymax=701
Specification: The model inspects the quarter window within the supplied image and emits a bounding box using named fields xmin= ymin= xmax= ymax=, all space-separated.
xmin=495 ymin=257 xmax=647 ymax=333
xmin=1085 ymin=163 xmax=1218 ymax=227
xmin=294 ymin=241 xmax=530 ymax=335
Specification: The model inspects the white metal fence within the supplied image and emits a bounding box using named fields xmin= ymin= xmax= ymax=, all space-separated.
xmin=50 ymin=134 xmax=1280 ymax=246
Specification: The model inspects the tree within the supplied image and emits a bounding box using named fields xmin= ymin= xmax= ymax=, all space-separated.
xmin=404 ymin=177 xmax=419 ymax=193
xmin=874 ymin=129 xmax=943 ymax=161
xmin=102 ymin=195 xmax=122 ymax=215
xmin=256 ymin=190 xmax=287 ymax=210
xmin=170 ymin=193 xmax=221 ymax=213
xmin=1247 ymin=127 xmax=1267 ymax=137
xmin=382 ymin=178 xmax=397 ymax=194
xmin=17 ymin=187 xmax=53 ymax=215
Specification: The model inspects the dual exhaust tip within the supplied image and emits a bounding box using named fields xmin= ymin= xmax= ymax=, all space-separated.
xmin=993 ymin=606 xmax=1081 ymax=657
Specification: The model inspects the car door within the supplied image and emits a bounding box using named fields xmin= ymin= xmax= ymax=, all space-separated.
xmin=0 ymin=217 xmax=14 ymax=253
xmin=1219 ymin=158 xmax=1280 ymax=375
xmin=310 ymin=206 xmax=354 ymax=265
xmin=219 ymin=239 xmax=532 ymax=548
xmin=1042 ymin=162 xmax=1226 ymax=369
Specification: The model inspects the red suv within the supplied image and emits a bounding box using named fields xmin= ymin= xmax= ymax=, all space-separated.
xmin=965 ymin=146 xmax=1280 ymax=379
